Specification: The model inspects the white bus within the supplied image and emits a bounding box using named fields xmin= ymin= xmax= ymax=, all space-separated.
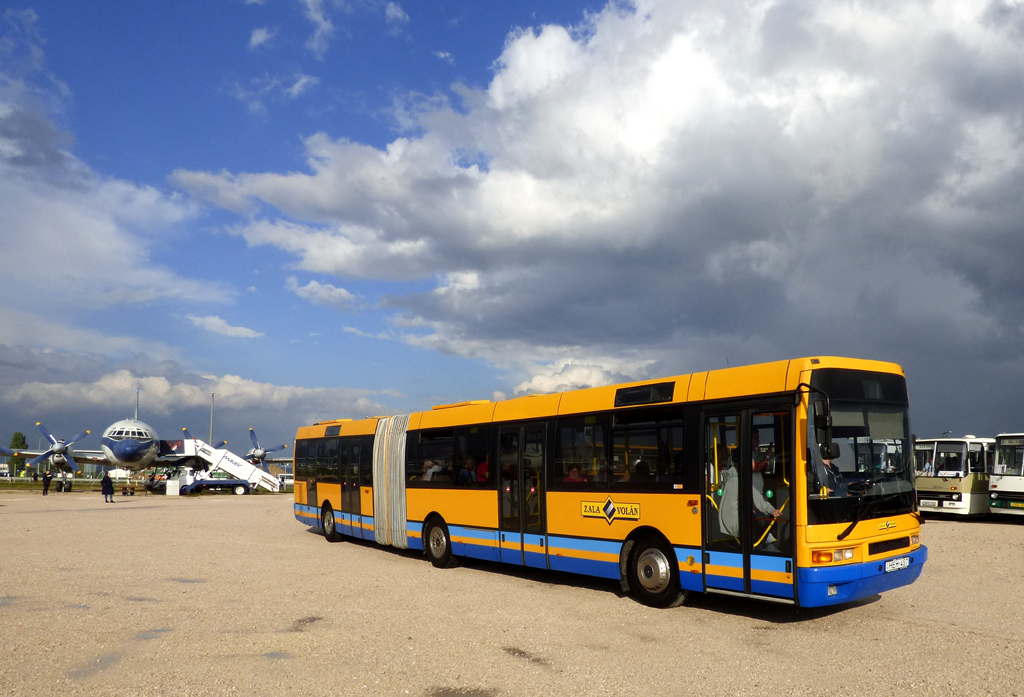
xmin=990 ymin=433 xmax=1024 ymax=516
xmin=913 ymin=436 xmax=994 ymax=516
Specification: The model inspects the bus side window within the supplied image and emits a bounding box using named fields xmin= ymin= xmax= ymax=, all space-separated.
xmin=552 ymin=415 xmax=609 ymax=487
xmin=360 ymin=435 xmax=374 ymax=487
xmin=968 ymin=444 xmax=984 ymax=473
xmin=453 ymin=425 xmax=491 ymax=488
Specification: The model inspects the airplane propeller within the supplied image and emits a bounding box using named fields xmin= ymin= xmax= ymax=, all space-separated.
xmin=246 ymin=428 xmax=288 ymax=471
xmin=182 ymin=428 xmax=226 ymax=450
xmin=0 ymin=446 xmax=15 ymax=456
xmin=28 ymin=422 xmax=91 ymax=470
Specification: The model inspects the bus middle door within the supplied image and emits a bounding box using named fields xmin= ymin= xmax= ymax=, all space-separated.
xmin=498 ymin=423 xmax=548 ymax=568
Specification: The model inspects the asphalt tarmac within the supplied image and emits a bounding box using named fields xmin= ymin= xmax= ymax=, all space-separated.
xmin=1 ymin=490 xmax=1022 ymax=696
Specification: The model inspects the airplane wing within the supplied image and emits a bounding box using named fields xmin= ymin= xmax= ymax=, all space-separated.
xmin=11 ymin=448 xmax=110 ymax=471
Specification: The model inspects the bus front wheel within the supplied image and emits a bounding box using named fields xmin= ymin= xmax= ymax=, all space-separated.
xmin=322 ymin=505 xmax=341 ymax=542
xmin=628 ymin=535 xmax=685 ymax=608
xmin=424 ymin=519 xmax=457 ymax=568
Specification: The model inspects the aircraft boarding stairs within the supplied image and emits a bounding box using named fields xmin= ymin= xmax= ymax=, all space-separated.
xmin=177 ymin=436 xmax=281 ymax=493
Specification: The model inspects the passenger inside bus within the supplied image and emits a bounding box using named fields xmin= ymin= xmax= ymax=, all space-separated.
xmin=563 ymin=466 xmax=588 ymax=483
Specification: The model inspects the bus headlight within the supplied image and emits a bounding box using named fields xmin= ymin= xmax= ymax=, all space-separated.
xmin=910 ymin=534 xmax=920 ymax=545
xmin=812 ymin=548 xmax=856 ymax=564
xmin=951 ymin=493 xmax=961 ymax=501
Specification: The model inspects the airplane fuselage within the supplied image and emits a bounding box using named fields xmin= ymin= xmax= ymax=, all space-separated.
xmin=100 ymin=419 xmax=159 ymax=471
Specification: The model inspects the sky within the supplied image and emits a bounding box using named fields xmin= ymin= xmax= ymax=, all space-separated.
xmin=2 ymin=0 xmax=1024 ymax=457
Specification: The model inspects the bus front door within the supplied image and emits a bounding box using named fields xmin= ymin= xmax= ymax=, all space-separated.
xmin=703 ymin=409 xmax=794 ymax=600
xmin=498 ymin=423 xmax=548 ymax=568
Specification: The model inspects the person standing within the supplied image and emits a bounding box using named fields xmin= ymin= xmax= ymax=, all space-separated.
xmin=42 ymin=470 xmax=53 ymax=496
xmin=101 ymin=472 xmax=114 ymax=503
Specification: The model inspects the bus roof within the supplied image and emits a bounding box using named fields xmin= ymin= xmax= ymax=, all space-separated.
xmin=295 ymin=356 xmax=904 ymax=438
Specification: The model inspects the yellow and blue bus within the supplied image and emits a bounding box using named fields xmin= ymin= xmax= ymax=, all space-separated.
xmin=292 ymin=356 xmax=926 ymax=607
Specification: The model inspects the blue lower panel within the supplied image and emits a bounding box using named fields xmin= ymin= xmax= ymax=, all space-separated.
xmin=750 ymin=554 xmax=794 ymax=599
xmin=751 ymin=579 xmax=794 ymax=597
xmin=524 ymin=549 xmax=546 ymax=568
xmin=672 ymin=547 xmax=705 ymax=592
xmin=705 ymin=550 xmax=744 ymax=592
xmin=548 ymin=536 xmax=621 ymax=580
xmin=500 ymin=532 xmax=523 ymax=565
xmin=798 ymin=546 xmax=928 ymax=607
xmin=295 ymin=504 xmax=321 ymax=530
xmin=407 ymin=521 xmax=424 ymax=550
xmin=450 ymin=525 xmax=499 ymax=561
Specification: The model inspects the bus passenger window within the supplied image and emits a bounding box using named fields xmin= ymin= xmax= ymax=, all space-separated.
xmin=552 ymin=415 xmax=609 ymax=487
xmin=453 ymin=426 xmax=491 ymax=487
xmin=406 ymin=430 xmax=455 ymax=486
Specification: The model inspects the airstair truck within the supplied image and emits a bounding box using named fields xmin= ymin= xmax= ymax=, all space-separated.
xmin=171 ymin=437 xmax=281 ymax=494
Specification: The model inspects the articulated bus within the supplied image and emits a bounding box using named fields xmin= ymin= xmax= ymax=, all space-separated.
xmin=989 ymin=433 xmax=1024 ymax=516
xmin=292 ymin=356 xmax=926 ymax=608
xmin=913 ymin=436 xmax=994 ymax=516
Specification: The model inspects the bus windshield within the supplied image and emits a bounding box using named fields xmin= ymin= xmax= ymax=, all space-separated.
xmin=806 ymin=401 xmax=915 ymax=525
xmin=995 ymin=438 xmax=1024 ymax=476
xmin=914 ymin=442 xmax=967 ymax=477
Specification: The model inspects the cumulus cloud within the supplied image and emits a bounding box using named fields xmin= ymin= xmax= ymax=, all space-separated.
xmin=286 ymin=276 xmax=360 ymax=311
xmin=173 ymin=1 xmax=1024 ymax=430
xmin=3 ymin=369 xmax=378 ymax=416
xmin=249 ymin=27 xmax=277 ymax=50
xmin=0 ymin=356 xmax=392 ymax=450
xmin=186 ymin=315 xmax=264 ymax=338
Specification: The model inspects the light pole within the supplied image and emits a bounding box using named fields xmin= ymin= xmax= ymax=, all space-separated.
xmin=209 ymin=393 xmax=215 ymax=445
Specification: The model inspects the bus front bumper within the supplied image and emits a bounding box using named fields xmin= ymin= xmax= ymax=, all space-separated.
xmin=797 ymin=545 xmax=928 ymax=608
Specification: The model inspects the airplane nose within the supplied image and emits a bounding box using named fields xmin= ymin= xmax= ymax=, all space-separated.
xmin=113 ymin=440 xmax=148 ymax=462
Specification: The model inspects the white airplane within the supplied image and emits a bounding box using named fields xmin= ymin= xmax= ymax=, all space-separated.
xmin=15 ymin=419 xmax=167 ymax=473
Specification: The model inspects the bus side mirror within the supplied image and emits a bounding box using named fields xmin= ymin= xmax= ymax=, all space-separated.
xmin=820 ymin=442 xmax=840 ymax=460
xmin=813 ymin=400 xmax=832 ymax=447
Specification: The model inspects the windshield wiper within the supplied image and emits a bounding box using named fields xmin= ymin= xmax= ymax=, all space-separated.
xmin=836 ymin=492 xmax=901 ymax=541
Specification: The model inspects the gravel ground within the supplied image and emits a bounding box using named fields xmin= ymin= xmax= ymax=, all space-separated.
xmin=1 ymin=490 xmax=1022 ymax=697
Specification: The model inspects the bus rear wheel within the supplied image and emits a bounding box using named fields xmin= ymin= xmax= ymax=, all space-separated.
xmin=628 ymin=535 xmax=685 ymax=608
xmin=424 ymin=519 xmax=457 ymax=568
xmin=322 ymin=505 xmax=341 ymax=542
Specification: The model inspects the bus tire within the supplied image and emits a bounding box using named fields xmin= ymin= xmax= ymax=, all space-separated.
xmin=424 ymin=519 xmax=457 ymax=568
xmin=628 ymin=534 xmax=685 ymax=608
xmin=322 ymin=505 xmax=341 ymax=542
xmin=233 ymin=484 xmax=246 ymax=495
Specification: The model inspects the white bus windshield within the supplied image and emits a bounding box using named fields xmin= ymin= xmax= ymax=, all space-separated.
xmin=995 ymin=438 xmax=1024 ymax=476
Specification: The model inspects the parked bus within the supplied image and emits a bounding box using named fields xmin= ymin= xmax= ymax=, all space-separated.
xmin=989 ymin=433 xmax=1024 ymax=516
xmin=292 ymin=356 xmax=926 ymax=608
xmin=913 ymin=436 xmax=994 ymax=516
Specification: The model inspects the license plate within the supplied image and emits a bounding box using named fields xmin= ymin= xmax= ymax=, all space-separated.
xmin=918 ymin=500 xmax=938 ymax=507
xmin=885 ymin=556 xmax=910 ymax=573
xmin=1011 ymin=502 xmax=1024 ymax=508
